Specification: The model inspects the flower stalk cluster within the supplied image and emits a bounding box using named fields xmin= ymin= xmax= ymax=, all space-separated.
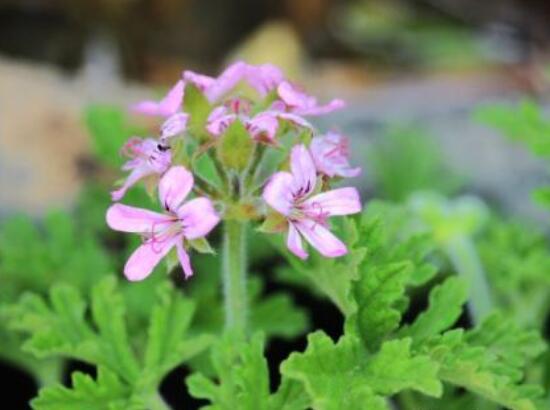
xmin=106 ymin=61 xmax=362 ymax=333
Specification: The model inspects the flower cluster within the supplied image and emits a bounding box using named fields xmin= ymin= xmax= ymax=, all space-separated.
xmin=106 ymin=61 xmax=361 ymax=281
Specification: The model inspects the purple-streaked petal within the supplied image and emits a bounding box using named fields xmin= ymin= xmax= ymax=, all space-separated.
xmin=247 ymin=112 xmax=279 ymax=142
xmin=295 ymin=220 xmax=348 ymax=258
xmin=177 ymin=197 xmax=220 ymax=240
xmin=287 ymin=223 xmax=308 ymax=260
xmin=290 ymin=145 xmax=317 ymax=197
xmin=205 ymin=61 xmax=247 ymax=102
xmin=262 ymin=171 xmax=294 ymax=216
xmin=176 ymin=241 xmax=194 ymax=278
xmin=132 ymin=80 xmax=184 ymax=117
xmin=158 ymin=166 xmax=194 ymax=211
xmin=161 ymin=113 xmax=188 ymax=139
xmin=106 ymin=203 xmax=171 ymax=233
xmin=304 ymin=187 xmax=362 ymax=217
xmin=124 ymin=235 xmax=180 ymax=281
xmin=310 ymin=133 xmax=360 ymax=178
xmin=111 ymin=165 xmax=154 ymax=201
xmin=206 ymin=112 xmax=237 ymax=136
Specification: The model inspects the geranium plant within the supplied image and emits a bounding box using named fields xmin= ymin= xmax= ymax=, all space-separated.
xmin=1 ymin=63 xmax=548 ymax=410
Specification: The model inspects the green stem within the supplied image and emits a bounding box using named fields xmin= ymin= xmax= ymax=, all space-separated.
xmin=222 ymin=220 xmax=248 ymax=336
xmin=445 ymin=235 xmax=493 ymax=324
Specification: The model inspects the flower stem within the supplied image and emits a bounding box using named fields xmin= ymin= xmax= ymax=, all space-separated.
xmin=222 ymin=220 xmax=248 ymax=336
xmin=445 ymin=235 xmax=493 ymax=324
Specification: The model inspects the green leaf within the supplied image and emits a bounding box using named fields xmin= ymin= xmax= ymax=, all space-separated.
xmin=475 ymin=100 xmax=550 ymax=157
xmin=281 ymin=332 xmax=441 ymax=410
xmin=419 ymin=315 xmax=546 ymax=410
xmin=31 ymin=367 xmax=136 ymax=410
xmin=7 ymin=277 xmax=209 ymax=408
xmin=85 ymin=105 xmax=143 ymax=167
xmin=187 ymin=333 xmax=307 ymax=410
xmin=142 ymin=284 xmax=212 ymax=386
xmin=216 ymin=120 xmax=255 ymax=172
xmin=184 ymin=84 xmax=212 ymax=139
xmin=399 ymin=277 xmax=468 ymax=346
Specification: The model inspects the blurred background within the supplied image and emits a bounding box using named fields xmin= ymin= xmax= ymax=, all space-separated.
xmin=1 ymin=1 xmax=550 ymax=408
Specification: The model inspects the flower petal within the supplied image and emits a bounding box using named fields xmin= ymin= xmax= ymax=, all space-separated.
xmin=262 ymin=171 xmax=294 ymax=216
xmin=177 ymin=197 xmax=220 ymax=240
xmin=176 ymin=241 xmax=194 ymax=278
xmin=290 ymin=144 xmax=317 ymax=197
xmin=106 ymin=203 xmax=171 ymax=233
xmin=124 ymin=236 xmax=179 ymax=281
xmin=182 ymin=70 xmax=216 ymax=91
xmin=247 ymin=112 xmax=279 ymax=142
xmin=111 ymin=165 xmax=154 ymax=201
xmin=158 ymin=166 xmax=194 ymax=211
xmin=132 ymin=80 xmax=184 ymax=117
xmin=277 ymin=81 xmax=314 ymax=108
xmin=297 ymin=99 xmax=345 ymax=116
xmin=246 ymin=64 xmax=284 ymax=96
xmin=161 ymin=112 xmax=189 ymax=139
xmin=205 ymin=61 xmax=247 ymax=102
xmin=304 ymin=187 xmax=362 ymax=217
xmin=295 ymin=220 xmax=348 ymax=258
xmin=206 ymin=109 xmax=237 ymax=136
xmin=287 ymin=223 xmax=308 ymax=259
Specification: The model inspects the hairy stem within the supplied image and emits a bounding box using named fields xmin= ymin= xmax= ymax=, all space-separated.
xmin=222 ymin=220 xmax=248 ymax=336
xmin=445 ymin=235 xmax=493 ymax=324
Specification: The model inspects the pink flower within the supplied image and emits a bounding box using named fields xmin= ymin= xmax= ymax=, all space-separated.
xmin=206 ymin=99 xmax=280 ymax=142
xmin=111 ymin=138 xmax=171 ymax=201
xmin=310 ymin=132 xmax=361 ymax=178
xmin=131 ymin=80 xmax=189 ymax=139
xmin=262 ymin=145 xmax=361 ymax=259
xmin=106 ymin=166 xmax=220 ymax=281
xmin=183 ymin=61 xmax=284 ymax=103
xmin=276 ymin=81 xmax=345 ymax=117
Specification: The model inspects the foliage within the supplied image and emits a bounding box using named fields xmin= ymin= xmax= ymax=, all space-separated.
xmin=5 ymin=277 xmax=211 ymax=409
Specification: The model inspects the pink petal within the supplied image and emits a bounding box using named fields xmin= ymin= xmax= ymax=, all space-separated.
xmin=111 ymin=165 xmax=154 ymax=201
xmin=296 ymin=99 xmax=345 ymax=116
xmin=132 ymin=80 xmax=184 ymax=117
xmin=287 ymin=223 xmax=308 ymax=260
xmin=106 ymin=203 xmax=171 ymax=233
xmin=290 ymin=145 xmax=317 ymax=197
xmin=262 ymin=172 xmax=294 ymax=216
xmin=275 ymin=112 xmax=313 ymax=129
xmin=295 ymin=220 xmax=348 ymax=258
xmin=161 ymin=112 xmax=189 ymax=139
xmin=247 ymin=112 xmax=279 ymax=142
xmin=124 ymin=235 xmax=180 ymax=281
xmin=246 ymin=64 xmax=284 ymax=96
xmin=182 ymin=70 xmax=216 ymax=91
xmin=158 ymin=166 xmax=194 ymax=211
xmin=277 ymin=81 xmax=314 ymax=108
xmin=335 ymin=166 xmax=362 ymax=178
xmin=206 ymin=111 xmax=237 ymax=136
xmin=176 ymin=241 xmax=194 ymax=279
xmin=304 ymin=188 xmax=362 ymax=216
xmin=205 ymin=61 xmax=248 ymax=102
xmin=177 ymin=197 xmax=220 ymax=240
